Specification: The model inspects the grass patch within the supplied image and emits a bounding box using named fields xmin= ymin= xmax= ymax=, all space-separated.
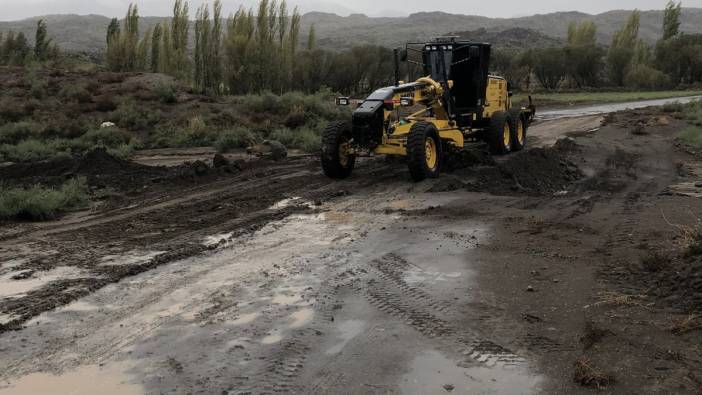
xmin=269 ymin=126 xmax=320 ymax=153
xmin=215 ymin=127 xmax=257 ymax=153
xmin=0 ymin=178 xmax=89 ymax=221
xmin=670 ymin=314 xmax=702 ymax=335
xmin=514 ymin=90 xmax=702 ymax=106
xmin=573 ymin=356 xmax=614 ymax=389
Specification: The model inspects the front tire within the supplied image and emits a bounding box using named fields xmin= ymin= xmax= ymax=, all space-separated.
xmin=407 ymin=122 xmax=442 ymax=182
xmin=321 ymin=121 xmax=355 ymax=179
xmin=486 ymin=111 xmax=512 ymax=155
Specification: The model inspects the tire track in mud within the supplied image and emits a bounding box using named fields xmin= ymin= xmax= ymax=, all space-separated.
xmin=233 ymin=252 xmax=358 ymax=394
xmin=362 ymin=254 xmax=526 ymax=366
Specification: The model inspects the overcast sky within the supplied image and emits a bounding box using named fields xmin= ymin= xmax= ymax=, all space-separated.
xmin=2 ymin=0 xmax=702 ymax=21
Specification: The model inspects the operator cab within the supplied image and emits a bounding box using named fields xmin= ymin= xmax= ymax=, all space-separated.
xmin=411 ymin=39 xmax=492 ymax=126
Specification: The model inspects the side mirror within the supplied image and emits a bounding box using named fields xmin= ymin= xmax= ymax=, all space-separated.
xmin=469 ymin=46 xmax=480 ymax=58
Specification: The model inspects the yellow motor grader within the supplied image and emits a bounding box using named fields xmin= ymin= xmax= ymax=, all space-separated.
xmin=321 ymin=38 xmax=535 ymax=181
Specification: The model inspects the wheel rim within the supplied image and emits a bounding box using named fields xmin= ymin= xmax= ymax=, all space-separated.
xmin=338 ymin=139 xmax=350 ymax=168
xmin=503 ymin=124 xmax=511 ymax=149
xmin=425 ymin=137 xmax=438 ymax=170
xmin=517 ymin=119 xmax=525 ymax=145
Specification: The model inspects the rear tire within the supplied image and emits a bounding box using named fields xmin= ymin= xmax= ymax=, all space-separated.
xmin=486 ymin=111 xmax=512 ymax=155
xmin=321 ymin=121 xmax=355 ymax=179
xmin=509 ymin=108 xmax=527 ymax=152
xmin=407 ymin=122 xmax=442 ymax=182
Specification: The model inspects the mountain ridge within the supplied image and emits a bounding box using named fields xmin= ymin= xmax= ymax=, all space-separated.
xmin=1 ymin=8 xmax=701 ymax=54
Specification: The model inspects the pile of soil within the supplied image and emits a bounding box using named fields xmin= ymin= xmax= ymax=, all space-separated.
xmin=647 ymin=255 xmax=702 ymax=312
xmin=0 ymin=148 xmax=213 ymax=192
xmin=433 ymin=138 xmax=582 ymax=195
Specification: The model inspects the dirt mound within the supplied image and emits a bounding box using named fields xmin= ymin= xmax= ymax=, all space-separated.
xmin=646 ymin=256 xmax=702 ymax=312
xmin=438 ymin=139 xmax=582 ymax=195
xmin=498 ymin=139 xmax=582 ymax=193
xmin=0 ymin=148 xmax=182 ymax=191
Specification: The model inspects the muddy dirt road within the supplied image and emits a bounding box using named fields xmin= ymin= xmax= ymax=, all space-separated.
xmin=2 ymin=101 xmax=702 ymax=394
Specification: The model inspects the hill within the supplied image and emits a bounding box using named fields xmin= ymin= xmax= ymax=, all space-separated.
xmin=1 ymin=8 xmax=701 ymax=55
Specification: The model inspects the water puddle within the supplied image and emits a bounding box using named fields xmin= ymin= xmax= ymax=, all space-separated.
xmin=404 ymin=270 xmax=462 ymax=285
xmin=0 ymin=266 xmax=87 ymax=299
xmin=0 ymin=363 xmax=143 ymax=395
xmin=60 ymin=300 xmax=100 ymax=312
xmin=100 ymin=251 xmax=165 ymax=267
xmin=400 ymin=350 xmax=541 ymax=395
xmin=288 ymin=308 xmax=314 ymax=328
xmin=230 ymin=312 xmax=259 ymax=326
xmin=203 ymin=233 xmax=234 ymax=247
xmin=326 ymin=320 xmax=365 ymax=355
xmin=261 ymin=330 xmax=283 ymax=345
xmin=268 ymin=197 xmax=314 ymax=210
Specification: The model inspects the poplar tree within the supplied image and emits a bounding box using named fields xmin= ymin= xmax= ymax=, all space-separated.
xmin=663 ymin=1 xmax=682 ymax=40
xmin=34 ymin=19 xmax=51 ymax=61
xmin=607 ymin=10 xmax=640 ymax=86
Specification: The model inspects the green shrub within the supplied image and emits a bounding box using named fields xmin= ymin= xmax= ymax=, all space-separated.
xmin=677 ymin=126 xmax=702 ymax=149
xmin=215 ymin=127 xmax=257 ymax=152
xmin=79 ymin=127 xmax=130 ymax=148
xmin=107 ymin=143 xmax=137 ymax=159
xmin=0 ymin=178 xmax=89 ymax=221
xmin=59 ymin=84 xmax=92 ymax=103
xmin=110 ymin=100 xmax=160 ymax=131
xmin=0 ymin=139 xmax=64 ymax=162
xmin=29 ymin=77 xmax=48 ymax=99
xmin=0 ymin=122 xmax=43 ymax=144
xmin=155 ymin=82 xmax=177 ymax=104
xmin=624 ymin=64 xmax=671 ymax=90
xmin=661 ymin=102 xmax=684 ymax=113
xmin=269 ymin=126 xmax=320 ymax=153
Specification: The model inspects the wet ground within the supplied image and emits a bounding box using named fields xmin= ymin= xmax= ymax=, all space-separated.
xmin=2 ymin=99 xmax=702 ymax=394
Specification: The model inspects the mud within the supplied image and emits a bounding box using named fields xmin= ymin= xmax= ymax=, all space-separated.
xmin=2 ymin=103 xmax=702 ymax=394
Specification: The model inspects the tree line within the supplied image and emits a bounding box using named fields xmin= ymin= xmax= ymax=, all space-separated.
xmin=0 ymin=19 xmax=59 ymax=66
xmin=493 ymin=1 xmax=702 ymax=91
xmin=105 ymin=0 xmax=401 ymax=95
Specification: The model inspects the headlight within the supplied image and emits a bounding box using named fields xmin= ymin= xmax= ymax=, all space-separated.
xmin=400 ymin=97 xmax=414 ymax=106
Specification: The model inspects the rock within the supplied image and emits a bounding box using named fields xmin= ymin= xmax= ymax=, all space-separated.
xmin=100 ymin=121 xmax=116 ymax=128
xmin=443 ymin=384 xmax=455 ymax=392
xmin=191 ymin=160 xmax=209 ymax=176
xmin=526 ymin=285 xmax=536 ymax=292
xmin=266 ymin=140 xmax=288 ymax=161
xmin=213 ymin=153 xmax=229 ymax=168
xmin=247 ymin=140 xmax=288 ymax=161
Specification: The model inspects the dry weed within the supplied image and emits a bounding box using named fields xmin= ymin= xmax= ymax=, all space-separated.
xmin=670 ymin=314 xmax=702 ymax=335
xmin=573 ymin=356 xmax=614 ymax=389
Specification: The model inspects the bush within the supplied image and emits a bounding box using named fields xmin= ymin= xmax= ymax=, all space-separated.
xmin=0 ymin=178 xmax=89 ymax=221
xmin=59 ymin=84 xmax=92 ymax=103
xmin=155 ymin=82 xmax=177 ymax=104
xmin=79 ymin=127 xmax=131 ymax=148
xmin=269 ymin=126 xmax=320 ymax=153
xmin=624 ymin=64 xmax=671 ymax=90
xmin=0 ymin=99 xmax=30 ymax=123
xmin=110 ymin=100 xmax=160 ymax=131
xmin=29 ymin=77 xmax=48 ymax=99
xmin=661 ymin=102 xmax=684 ymax=113
xmin=215 ymin=127 xmax=257 ymax=152
xmin=0 ymin=122 xmax=43 ymax=144
xmin=677 ymin=126 xmax=702 ymax=149
xmin=0 ymin=139 xmax=70 ymax=162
